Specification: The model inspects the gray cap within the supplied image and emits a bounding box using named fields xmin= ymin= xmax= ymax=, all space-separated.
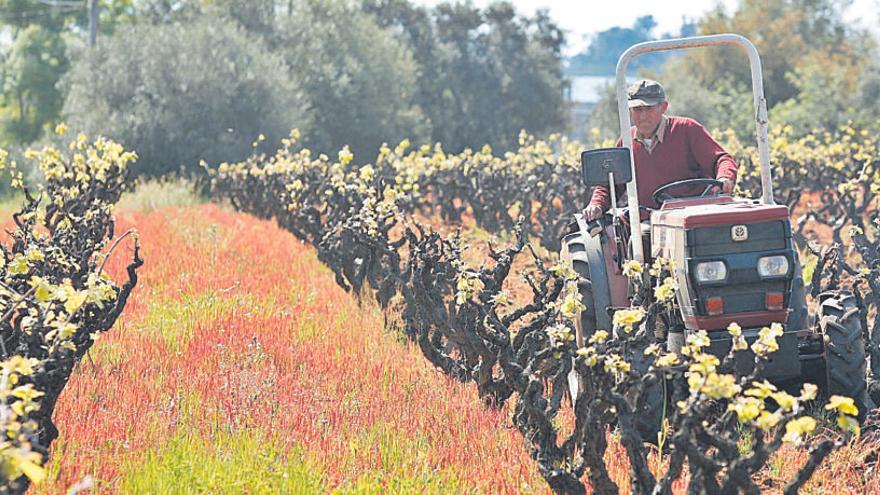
xmin=627 ymin=79 xmax=666 ymax=108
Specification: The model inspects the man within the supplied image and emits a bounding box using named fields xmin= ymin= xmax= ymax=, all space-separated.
xmin=584 ymin=79 xmax=737 ymax=221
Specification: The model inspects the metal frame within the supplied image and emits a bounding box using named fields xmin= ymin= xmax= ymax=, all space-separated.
xmin=615 ymin=33 xmax=774 ymax=263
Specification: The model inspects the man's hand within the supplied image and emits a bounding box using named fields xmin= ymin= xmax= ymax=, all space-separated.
xmin=719 ymin=177 xmax=734 ymax=194
xmin=583 ymin=204 xmax=603 ymax=221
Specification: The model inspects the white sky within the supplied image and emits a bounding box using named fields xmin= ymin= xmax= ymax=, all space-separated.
xmin=414 ymin=0 xmax=880 ymax=56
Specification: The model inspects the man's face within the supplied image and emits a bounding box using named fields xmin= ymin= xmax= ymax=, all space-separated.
xmin=630 ymin=101 xmax=668 ymax=137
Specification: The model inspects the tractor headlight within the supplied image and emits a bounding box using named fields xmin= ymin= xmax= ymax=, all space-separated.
xmin=758 ymin=255 xmax=789 ymax=278
xmin=695 ymin=261 xmax=727 ymax=283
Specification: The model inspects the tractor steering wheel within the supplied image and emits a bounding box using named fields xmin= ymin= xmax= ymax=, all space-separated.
xmin=651 ymin=178 xmax=724 ymax=206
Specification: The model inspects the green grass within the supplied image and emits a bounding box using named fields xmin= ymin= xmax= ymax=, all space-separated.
xmin=334 ymin=474 xmax=469 ymax=495
xmin=116 ymin=177 xmax=203 ymax=213
xmin=291 ymin=316 xmax=326 ymax=347
xmin=334 ymin=422 xmax=469 ymax=495
xmin=135 ymin=290 xmax=270 ymax=354
xmin=89 ymin=335 xmax=129 ymax=367
xmin=121 ymin=423 xmax=468 ymax=495
xmin=120 ymin=429 xmax=325 ymax=494
xmin=0 ymin=192 xmax=25 ymax=219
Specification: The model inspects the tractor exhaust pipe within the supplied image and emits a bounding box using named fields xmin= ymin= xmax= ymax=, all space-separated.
xmin=615 ymin=33 xmax=774 ymax=263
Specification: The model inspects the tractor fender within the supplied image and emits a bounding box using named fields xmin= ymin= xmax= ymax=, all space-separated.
xmin=787 ymin=248 xmax=809 ymax=331
xmin=562 ymin=214 xmax=618 ymax=406
xmin=562 ymin=214 xmax=614 ymax=334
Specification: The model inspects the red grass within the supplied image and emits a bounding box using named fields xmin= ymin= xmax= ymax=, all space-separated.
xmin=34 ymin=205 xmax=551 ymax=493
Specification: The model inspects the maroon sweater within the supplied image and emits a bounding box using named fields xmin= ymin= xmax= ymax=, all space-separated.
xmin=588 ymin=116 xmax=738 ymax=219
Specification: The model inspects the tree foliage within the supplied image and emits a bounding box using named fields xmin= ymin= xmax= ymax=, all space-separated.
xmin=0 ymin=25 xmax=68 ymax=144
xmin=366 ymin=0 xmax=567 ymax=153
xmin=0 ymin=1 xmax=145 ymax=145
xmin=273 ymin=0 xmax=428 ymax=160
xmin=685 ymin=0 xmax=863 ymax=105
xmin=39 ymin=0 xmax=567 ymax=168
xmin=61 ymin=15 xmax=307 ymax=176
xmin=567 ymin=15 xmax=679 ymax=76
xmin=0 ymin=0 xmax=76 ymax=145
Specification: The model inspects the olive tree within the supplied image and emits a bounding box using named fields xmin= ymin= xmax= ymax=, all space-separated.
xmin=62 ymin=14 xmax=308 ymax=176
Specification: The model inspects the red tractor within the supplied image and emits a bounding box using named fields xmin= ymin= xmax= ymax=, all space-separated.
xmin=562 ymin=34 xmax=874 ymax=432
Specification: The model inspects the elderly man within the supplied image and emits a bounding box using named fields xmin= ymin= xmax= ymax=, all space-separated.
xmin=584 ymin=79 xmax=738 ymax=221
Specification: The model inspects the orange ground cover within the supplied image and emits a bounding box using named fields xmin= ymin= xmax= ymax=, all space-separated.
xmin=33 ymin=204 xmax=552 ymax=493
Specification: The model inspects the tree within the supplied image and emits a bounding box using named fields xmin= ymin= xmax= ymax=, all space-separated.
xmin=366 ymin=0 xmax=566 ymax=153
xmin=567 ymin=15 xmax=662 ymax=76
xmin=589 ymin=0 xmax=877 ymax=141
xmin=770 ymin=52 xmax=864 ymax=134
xmin=0 ymin=0 xmax=78 ymax=145
xmin=855 ymin=58 xmax=880 ymax=127
xmin=680 ymin=0 xmax=865 ymax=107
xmin=267 ymin=0 xmax=427 ymax=160
xmin=0 ymin=0 xmax=152 ymax=147
xmin=61 ymin=15 xmax=308 ymax=176
xmin=0 ymin=24 xmax=68 ymax=144
xmin=133 ymin=0 xmax=200 ymax=24
xmin=206 ymin=0 xmax=276 ymax=36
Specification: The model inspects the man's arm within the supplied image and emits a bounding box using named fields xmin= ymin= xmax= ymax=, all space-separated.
xmin=687 ymin=122 xmax=738 ymax=193
xmin=585 ymin=183 xmax=626 ymax=220
xmin=584 ymin=185 xmax=610 ymax=220
xmin=716 ymin=157 xmax=737 ymax=193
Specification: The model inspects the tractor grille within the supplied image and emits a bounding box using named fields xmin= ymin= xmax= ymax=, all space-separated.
xmin=685 ymin=220 xmax=793 ymax=316
xmin=686 ymin=221 xmax=787 ymax=257
xmin=698 ymin=281 xmax=789 ymax=314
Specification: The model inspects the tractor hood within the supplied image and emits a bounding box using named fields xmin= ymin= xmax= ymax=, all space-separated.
xmin=648 ymin=196 xmax=795 ymax=332
xmin=650 ymin=197 xmax=790 ymax=229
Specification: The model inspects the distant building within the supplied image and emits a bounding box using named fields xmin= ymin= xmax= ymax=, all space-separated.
xmin=571 ymin=75 xmax=614 ymax=103
xmin=567 ymin=75 xmax=612 ymax=141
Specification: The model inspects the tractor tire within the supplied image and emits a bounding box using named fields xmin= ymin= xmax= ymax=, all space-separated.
xmin=560 ymin=231 xmax=597 ymax=346
xmin=820 ymin=291 xmax=875 ymax=418
xmin=561 ymin=225 xmax=664 ymax=442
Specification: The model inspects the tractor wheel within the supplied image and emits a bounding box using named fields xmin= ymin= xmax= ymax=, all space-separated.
xmin=820 ymin=291 xmax=875 ymax=418
xmin=560 ymin=232 xmax=597 ymax=346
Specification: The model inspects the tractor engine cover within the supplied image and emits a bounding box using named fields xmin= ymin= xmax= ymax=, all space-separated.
xmin=650 ymin=196 xmax=795 ymax=332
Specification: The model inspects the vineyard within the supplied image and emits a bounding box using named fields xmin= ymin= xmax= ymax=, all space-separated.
xmin=0 ymin=123 xmax=879 ymax=493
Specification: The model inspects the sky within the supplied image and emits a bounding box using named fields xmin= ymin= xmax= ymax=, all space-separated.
xmin=414 ymin=0 xmax=880 ymax=56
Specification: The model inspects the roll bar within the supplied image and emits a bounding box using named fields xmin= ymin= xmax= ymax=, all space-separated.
xmin=615 ymin=33 xmax=773 ymax=263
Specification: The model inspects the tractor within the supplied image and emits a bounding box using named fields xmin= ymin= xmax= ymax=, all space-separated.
xmin=561 ymin=34 xmax=874 ymax=435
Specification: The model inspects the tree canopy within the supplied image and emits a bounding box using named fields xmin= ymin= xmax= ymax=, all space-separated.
xmin=62 ymin=15 xmax=307 ymax=176
xmin=2 ymin=0 xmax=569 ymax=171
